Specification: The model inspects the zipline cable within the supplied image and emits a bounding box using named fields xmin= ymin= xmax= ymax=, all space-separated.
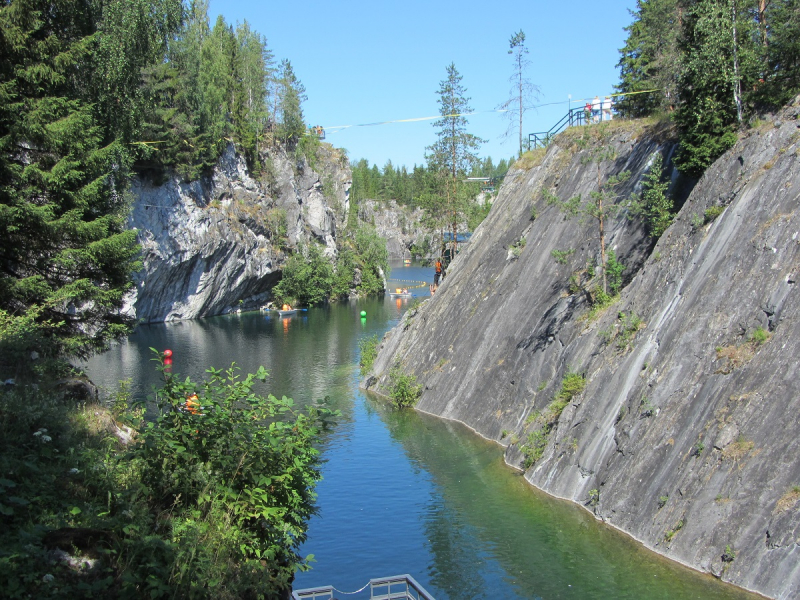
xmin=320 ymin=89 xmax=661 ymax=134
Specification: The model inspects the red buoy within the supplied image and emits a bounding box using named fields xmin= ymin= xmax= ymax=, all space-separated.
xmin=163 ymin=349 xmax=173 ymax=358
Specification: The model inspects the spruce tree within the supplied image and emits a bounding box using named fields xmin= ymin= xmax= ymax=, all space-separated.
xmin=0 ymin=0 xmax=141 ymax=361
xmin=615 ymin=0 xmax=681 ymax=117
xmin=426 ymin=63 xmax=483 ymax=258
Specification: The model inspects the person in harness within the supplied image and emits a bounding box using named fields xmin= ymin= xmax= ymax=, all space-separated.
xmin=434 ymin=258 xmax=442 ymax=286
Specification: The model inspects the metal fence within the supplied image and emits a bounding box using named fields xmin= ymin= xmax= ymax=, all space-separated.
xmin=292 ymin=574 xmax=436 ymax=600
xmin=528 ymin=102 xmax=619 ymax=149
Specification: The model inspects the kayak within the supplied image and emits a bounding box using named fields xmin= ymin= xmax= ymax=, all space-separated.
xmin=388 ymin=292 xmax=412 ymax=298
xmin=277 ymin=309 xmax=297 ymax=317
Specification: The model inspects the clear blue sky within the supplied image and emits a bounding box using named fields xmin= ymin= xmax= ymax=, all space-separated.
xmin=210 ymin=1 xmax=636 ymax=170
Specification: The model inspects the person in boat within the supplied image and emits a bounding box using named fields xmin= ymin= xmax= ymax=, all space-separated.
xmin=402 ymin=288 xmax=408 ymax=294
xmin=282 ymin=303 xmax=292 ymax=311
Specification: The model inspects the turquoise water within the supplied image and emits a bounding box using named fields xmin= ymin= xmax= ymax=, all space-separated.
xmin=83 ymin=262 xmax=758 ymax=600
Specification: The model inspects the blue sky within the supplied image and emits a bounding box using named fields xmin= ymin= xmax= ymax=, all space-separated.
xmin=210 ymin=1 xmax=636 ymax=170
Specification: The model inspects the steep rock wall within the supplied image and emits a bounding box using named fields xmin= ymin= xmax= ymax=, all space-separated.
xmin=358 ymin=199 xmax=431 ymax=259
xmin=365 ymin=102 xmax=800 ymax=599
xmin=126 ymin=143 xmax=350 ymax=322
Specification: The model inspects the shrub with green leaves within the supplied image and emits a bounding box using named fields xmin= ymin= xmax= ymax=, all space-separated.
xmin=359 ymin=335 xmax=380 ymax=375
xmin=136 ymin=359 xmax=331 ymax=590
xmin=388 ymin=366 xmax=422 ymax=409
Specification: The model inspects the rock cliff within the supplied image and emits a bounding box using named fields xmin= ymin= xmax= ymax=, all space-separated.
xmin=126 ymin=143 xmax=350 ymax=322
xmin=358 ymin=199 xmax=431 ymax=259
xmin=365 ymin=100 xmax=800 ymax=599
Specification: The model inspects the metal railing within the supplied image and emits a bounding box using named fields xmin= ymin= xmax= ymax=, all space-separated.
xmin=528 ymin=102 xmax=618 ymax=149
xmin=292 ymin=574 xmax=436 ymax=600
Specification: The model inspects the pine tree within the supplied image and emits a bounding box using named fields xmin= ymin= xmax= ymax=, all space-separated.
xmin=0 ymin=0 xmax=141 ymax=361
xmin=498 ymin=30 xmax=540 ymax=157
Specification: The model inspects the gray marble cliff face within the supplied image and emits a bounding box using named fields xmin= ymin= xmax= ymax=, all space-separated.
xmin=125 ymin=143 xmax=350 ymax=323
xmin=366 ymin=100 xmax=800 ymax=599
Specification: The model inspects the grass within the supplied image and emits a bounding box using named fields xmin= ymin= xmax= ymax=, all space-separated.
xmin=775 ymin=485 xmax=800 ymax=513
xmin=721 ymin=435 xmax=755 ymax=461
xmin=715 ymin=328 xmax=769 ymax=374
xmin=584 ymin=293 xmax=620 ymax=323
xmin=517 ymin=148 xmax=546 ymax=170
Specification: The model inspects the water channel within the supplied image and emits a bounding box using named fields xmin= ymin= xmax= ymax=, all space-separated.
xmin=83 ymin=262 xmax=759 ymax=600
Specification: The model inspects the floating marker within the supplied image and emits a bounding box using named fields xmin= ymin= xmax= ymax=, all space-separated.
xmin=360 ymin=310 xmax=367 ymax=318
xmin=163 ymin=348 xmax=173 ymax=358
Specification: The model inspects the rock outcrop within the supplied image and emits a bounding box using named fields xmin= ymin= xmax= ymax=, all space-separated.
xmin=126 ymin=143 xmax=350 ymax=322
xmin=358 ymin=199 xmax=431 ymax=259
xmin=365 ymin=100 xmax=800 ymax=599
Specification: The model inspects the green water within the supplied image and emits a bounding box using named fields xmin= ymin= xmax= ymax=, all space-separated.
xmin=83 ymin=262 xmax=759 ymax=600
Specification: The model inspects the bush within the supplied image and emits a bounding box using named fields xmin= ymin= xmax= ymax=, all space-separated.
xmin=0 ymin=358 xmax=333 ymax=599
xmin=388 ymin=366 xmax=421 ymax=409
xmin=359 ymin=335 xmax=379 ymax=375
xmin=137 ymin=361 xmax=329 ymax=585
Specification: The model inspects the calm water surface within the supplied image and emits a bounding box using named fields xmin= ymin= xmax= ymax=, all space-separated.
xmin=83 ymin=262 xmax=758 ymax=600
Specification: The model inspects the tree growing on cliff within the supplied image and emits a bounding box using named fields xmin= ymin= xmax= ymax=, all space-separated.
xmin=275 ymin=59 xmax=307 ymax=149
xmin=426 ymin=63 xmax=483 ymax=258
xmin=543 ymin=129 xmax=630 ymax=297
xmin=0 ymin=0 xmax=141 ymax=365
xmin=498 ymin=30 xmax=540 ymax=157
xmin=673 ymin=0 xmax=761 ymax=176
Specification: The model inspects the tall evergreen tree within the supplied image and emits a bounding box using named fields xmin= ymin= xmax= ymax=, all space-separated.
xmin=673 ymin=0 xmax=760 ymax=176
xmin=276 ymin=59 xmax=306 ymax=148
xmin=615 ymin=0 xmax=681 ymax=117
xmin=426 ymin=63 xmax=483 ymax=257
xmin=0 ymin=0 xmax=141 ymax=360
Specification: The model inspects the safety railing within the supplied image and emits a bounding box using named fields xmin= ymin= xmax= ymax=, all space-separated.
xmin=292 ymin=574 xmax=436 ymax=600
xmin=528 ymin=102 xmax=618 ymax=149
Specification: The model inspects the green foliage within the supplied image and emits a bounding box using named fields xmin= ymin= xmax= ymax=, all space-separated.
xmin=750 ymin=326 xmax=769 ymax=345
xmin=636 ymin=152 xmax=674 ymax=238
xmin=556 ymin=371 xmax=586 ymax=405
xmin=272 ymin=244 xmax=334 ymax=306
xmin=615 ymin=0 xmax=681 ymax=117
xmin=618 ymin=0 xmax=800 ymax=178
xmin=586 ymin=291 xmax=620 ymax=322
xmin=605 ymin=250 xmax=625 ymax=295
xmin=704 ymin=205 xmax=725 ymax=223
xmin=137 ymin=360 xmax=329 ymax=590
xmin=658 ymin=494 xmax=669 ymax=509
xmin=0 ymin=358 xmax=331 ymax=598
xmin=388 ymin=365 xmax=422 ymax=409
xmin=722 ymin=544 xmax=736 ymax=562
xmin=510 ymin=237 xmax=527 ymax=257
xmin=551 ymin=248 xmax=575 ymax=265
xmin=0 ymin=0 xmax=142 ymax=360
xmin=521 ymin=429 xmax=548 ymax=468
xmin=588 ymin=489 xmax=600 ymax=506
xmin=359 ymin=335 xmax=379 ymax=375
xmin=615 ymin=311 xmax=644 ymax=350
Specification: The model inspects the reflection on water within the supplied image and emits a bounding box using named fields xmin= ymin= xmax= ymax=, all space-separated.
xmin=83 ymin=261 xmax=757 ymax=600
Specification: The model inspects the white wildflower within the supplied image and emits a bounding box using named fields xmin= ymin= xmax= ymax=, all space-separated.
xmin=42 ymin=574 xmax=54 ymax=583
xmin=69 ymin=468 xmax=80 ymax=475
xmin=41 ymin=435 xmax=52 ymax=443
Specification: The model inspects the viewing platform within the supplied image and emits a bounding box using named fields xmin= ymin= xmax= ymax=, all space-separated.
xmin=292 ymin=574 xmax=436 ymax=600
